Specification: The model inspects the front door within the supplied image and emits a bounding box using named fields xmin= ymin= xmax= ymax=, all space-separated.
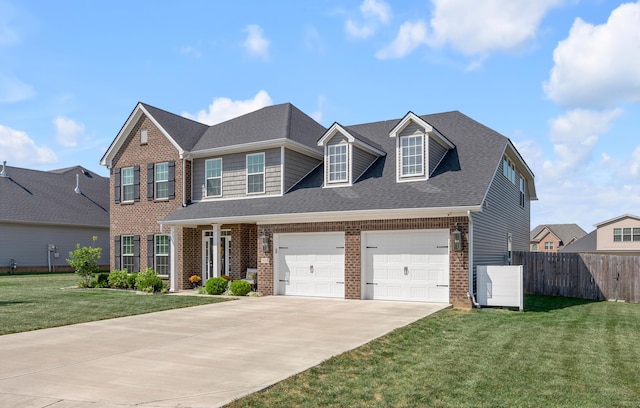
xmin=203 ymin=230 xmax=232 ymax=279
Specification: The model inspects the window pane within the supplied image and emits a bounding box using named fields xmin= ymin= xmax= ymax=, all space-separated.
xmin=155 ymin=235 xmax=169 ymax=275
xmin=400 ymin=135 xmax=423 ymax=176
xmin=247 ymin=154 xmax=264 ymax=193
xmin=206 ymin=159 xmax=221 ymax=178
xmin=328 ymin=145 xmax=347 ymax=182
xmin=121 ymin=167 xmax=134 ymax=201
xmin=247 ymin=154 xmax=264 ymax=173
xmin=207 ymin=178 xmax=221 ymax=196
xmin=248 ymin=174 xmax=264 ymax=193
xmin=623 ymin=228 xmax=632 ymax=241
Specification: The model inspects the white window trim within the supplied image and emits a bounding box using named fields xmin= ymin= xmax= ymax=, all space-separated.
xmin=396 ymin=133 xmax=427 ymax=183
xmin=205 ymin=158 xmax=223 ymax=198
xmin=154 ymin=234 xmax=170 ymax=277
xmin=246 ymin=152 xmax=265 ymax=195
xmin=121 ymin=167 xmax=134 ymax=203
xmin=155 ymin=162 xmax=169 ymax=200
xmin=121 ymin=235 xmax=134 ymax=272
xmin=326 ymin=143 xmax=350 ymax=185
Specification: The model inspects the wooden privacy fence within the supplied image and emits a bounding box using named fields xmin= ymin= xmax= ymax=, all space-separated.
xmin=512 ymin=251 xmax=640 ymax=303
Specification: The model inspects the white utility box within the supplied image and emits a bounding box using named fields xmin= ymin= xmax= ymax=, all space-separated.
xmin=477 ymin=265 xmax=523 ymax=311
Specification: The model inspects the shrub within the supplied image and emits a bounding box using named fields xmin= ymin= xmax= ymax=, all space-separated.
xmin=108 ymin=269 xmax=129 ymax=289
xmin=135 ymin=268 xmax=164 ymax=293
xmin=126 ymin=273 xmax=137 ymax=289
xmin=95 ymin=273 xmax=110 ymax=288
xmin=67 ymin=236 xmax=102 ymax=287
xmin=230 ymin=280 xmax=252 ymax=296
xmin=205 ymin=277 xmax=227 ymax=295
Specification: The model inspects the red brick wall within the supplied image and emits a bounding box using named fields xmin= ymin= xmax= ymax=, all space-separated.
xmin=109 ymin=114 xmax=184 ymax=287
xmin=256 ymin=217 xmax=471 ymax=308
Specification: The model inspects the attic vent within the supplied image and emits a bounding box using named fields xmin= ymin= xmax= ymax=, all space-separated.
xmin=141 ymin=129 xmax=148 ymax=144
xmin=0 ymin=161 xmax=6 ymax=177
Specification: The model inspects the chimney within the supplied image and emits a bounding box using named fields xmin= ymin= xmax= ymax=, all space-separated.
xmin=0 ymin=161 xmax=6 ymax=177
xmin=74 ymin=173 xmax=81 ymax=194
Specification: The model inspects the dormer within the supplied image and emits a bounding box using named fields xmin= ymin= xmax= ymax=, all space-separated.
xmin=317 ymin=123 xmax=385 ymax=187
xmin=389 ymin=112 xmax=455 ymax=183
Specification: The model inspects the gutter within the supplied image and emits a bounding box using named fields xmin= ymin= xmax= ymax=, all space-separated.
xmin=466 ymin=210 xmax=481 ymax=308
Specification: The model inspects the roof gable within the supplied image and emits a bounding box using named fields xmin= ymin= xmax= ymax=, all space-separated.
xmin=594 ymin=214 xmax=640 ymax=228
xmin=317 ymin=123 xmax=385 ymax=156
xmin=389 ymin=111 xmax=455 ymax=149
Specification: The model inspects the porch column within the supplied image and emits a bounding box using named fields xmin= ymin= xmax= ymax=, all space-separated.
xmin=169 ymin=226 xmax=177 ymax=292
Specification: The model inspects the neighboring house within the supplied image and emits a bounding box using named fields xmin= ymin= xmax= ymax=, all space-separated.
xmin=0 ymin=163 xmax=110 ymax=272
xmin=100 ymin=102 xmax=536 ymax=308
xmin=561 ymin=214 xmax=640 ymax=255
xmin=530 ymin=224 xmax=587 ymax=253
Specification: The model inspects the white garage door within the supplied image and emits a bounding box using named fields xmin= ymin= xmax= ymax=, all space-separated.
xmin=363 ymin=230 xmax=449 ymax=302
xmin=275 ymin=232 xmax=345 ymax=298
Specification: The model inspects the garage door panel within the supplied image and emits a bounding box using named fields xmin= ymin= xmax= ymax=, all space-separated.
xmin=364 ymin=230 xmax=449 ymax=303
xmin=276 ymin=233 xmax=345 ymax=298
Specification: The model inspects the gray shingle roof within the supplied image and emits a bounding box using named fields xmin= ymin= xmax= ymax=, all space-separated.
xmin=0 ymin=165 xmax=109 ymax=227
xmin=192 ymin=103 xmax=325 ymax=152
xmin=559 ymin=230 xmax=597 ymax=252
xmin=140 ymin=103 xmax=209 ymax=151
xmin=530 ymin=224 xmax=587 ymax=246
xmin=162 ymin=110 xmax=510 ymax=223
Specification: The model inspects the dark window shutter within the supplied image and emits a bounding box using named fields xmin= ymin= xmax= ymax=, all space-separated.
xmin=133 ymin=165 xmax=140 ymax=202
xmin=114 ymin=168 xmax=121 ymax=204
xmin=133 ymin=235 xmax=140 ymax=272
xmin=114 ymin=235 xmax=121 ymax=270
xmin=147 ymin=163 xmax=155 ymax=201
xmin=147 ymin=235 xmax=154 ymax=270
xmin=168 ymin=160 xmax=176 ymax=200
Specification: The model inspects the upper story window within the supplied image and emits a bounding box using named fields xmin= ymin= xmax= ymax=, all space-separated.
xmin=400 ymin=135 xmax=424 ymax=177
xmin=121 ymin=167 xmax=134 ymax=202
xmin=544 ymin=242 xmax=554 ymax=250
xmin=327 ymin=144 xmax=348 ymax=183
xmin=247 ymin=153 xmax=265 ymax=194
xmin=503 ymin=157 xmax=516 ymax=184
xmin=614 ymin=227 xmax=640 ymax=242
xmin=121 ymin=235 xmax=135 ymax=272
xmin=519 ymin=176 xmax=525 ymax=207
xmin=205 ymin=158 xmax=222 ymax=197
xmin=155 ymin=162 xmax=169 ymax=199
xmin=532 ymin=244 xmax=538 ymax=252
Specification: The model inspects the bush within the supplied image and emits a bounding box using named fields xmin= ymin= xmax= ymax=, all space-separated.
xmin=135 ymin=268 xmax=164 ymax=293
xmin=230 ymin=280 xmax=252 ymax=296
xmin=108 ymin=269 xmax=129 ymax=289
xmin=67 ymin=236 xmax=102 ymax=287
xmin=126 ymin=273 xmax=137 ymax=289
xmin=96 ymin=273 xmax=110 ymax=288
xmin=205 ymin=277 xmax=227 ymax=295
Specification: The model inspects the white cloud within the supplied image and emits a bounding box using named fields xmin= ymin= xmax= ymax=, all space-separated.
xmin=311 ymin=95 xmax=326 ymax=124
xmin=54 ymin=116 xmax=85 ymax=148
xmin=178 ymin=45 xmax=202 ymax=58
xmin=0 ymin=125 xmax=57 ymax=164
xmin=346 ymin=0 xmax=391 ymax=39
xmin=375 ymin=21 xmax=428 ymax=59
xmin=243 ymin=24 xmax=270 ymax=60
xmin=183 ymin=90 xmax=273 ymax=126
xmin=426 ymin=0 xmax=561 ymax=56
xmin=629 ymin=146 xmax=640 ymax=178
xmin=544 ymin=2 xmax=640 ymax=107
xmin=303 ymin=26 xmax=325 ymax=53
xmin=542 ymin=108 xmax=623 ymax=177
xmin=0 ymin=76 xmax=34 ymax=103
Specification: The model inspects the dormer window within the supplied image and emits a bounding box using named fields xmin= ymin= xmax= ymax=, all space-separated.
xmin=400 ymin=134 xmax=424 ymax=177
xmin=328 ymin=144 xmax=348 ymax=183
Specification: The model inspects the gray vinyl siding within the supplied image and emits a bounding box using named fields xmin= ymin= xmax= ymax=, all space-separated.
xmin=192 ymin=148 xmax=281 ymax=200
xmin=397 ymin=123 xmax=427 ymax=180
xmin=0 ymin=222 xmax=110 ymax=268
xmin=283 ymin=148 xmax=321 ymax=192
xmin=352 ymin=146 xmax=377 ymax=182
xmin=429 ymin=138 xmax=449 ymax=176
xmin=471 ymin=159 xmax=530 ymax=291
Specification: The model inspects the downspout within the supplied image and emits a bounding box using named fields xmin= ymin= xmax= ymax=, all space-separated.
xmin=182 ymin=157 xmax=187 ymax=207
xmin=467 ymin=210 xmax=481 ymax=308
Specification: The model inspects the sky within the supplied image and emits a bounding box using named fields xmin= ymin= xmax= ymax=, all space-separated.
xmin=1 ymin=0 xmax=639 ymax=232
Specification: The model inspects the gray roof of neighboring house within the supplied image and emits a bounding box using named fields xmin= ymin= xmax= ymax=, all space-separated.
xmin=162 ymin=110 xmax=510 ymax=222
xmin=140 ymin=103 xmax=209 ymax=151
xmin=0 ymin=165 xmax=109 ymax=227
xmin=559 ymin=230 xmax=597 ymax=252
xmin=530 ymin=224 xmax=587 ymax=246
xmin=193 ymin=103 xmax=325 ymax=152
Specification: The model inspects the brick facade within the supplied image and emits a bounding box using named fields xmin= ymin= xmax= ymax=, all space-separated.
xmin=256 ymin=217 xmax=472 ymax=309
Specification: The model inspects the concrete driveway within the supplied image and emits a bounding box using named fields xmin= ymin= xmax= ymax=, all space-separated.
xmin=0 ymin=296 xmax=448 ymax=408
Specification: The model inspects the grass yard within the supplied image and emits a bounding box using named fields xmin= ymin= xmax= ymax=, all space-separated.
xmin=0 ymin=272 xmax=227 ymax=335
xmin=229 ymin=296 xmax=640 ymax=408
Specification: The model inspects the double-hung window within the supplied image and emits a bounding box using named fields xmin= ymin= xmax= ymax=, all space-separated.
xmin=155 ymin=235 xmax=169 ymax=275
xmin=634 ymin=228 xmax=640 ymax=241
xmin=623 ymin=228 xmax=632 ymax=242
xmin=400 ymin=135 xmax=423 ymax=177
xmin=205 ymin=158 xmax=222 ymax=197
xmin=246 ymin=153 xmax=265 ymax=194
xmin=544 ymin=242 xmax=554 ymax=250
xmin=121 ymin=235 xmax=135 ymax=272
xmin=327 ymin=144 xmax=348 ymax=183
xmin=121 ymin=167 xmax=134 ymax=202
xmin=155 ymin=162 xmax=169 ymax=199
xmin=614 ymin=228 xmax=622 ymax=242
xmin=503 ymin=157 xmax=516 ymax=184
xmin=519 ymin=177 xmax=525 ymax=207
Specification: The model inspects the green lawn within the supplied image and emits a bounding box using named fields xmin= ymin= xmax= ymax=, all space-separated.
xmin=229 ymin=296 xmax=640 ymax=408
xmin=0 ymin=272 xmax=227 ymax=335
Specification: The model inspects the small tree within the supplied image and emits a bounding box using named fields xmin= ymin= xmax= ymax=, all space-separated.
xmin=67 ymin=236 xmax=102 ymax=287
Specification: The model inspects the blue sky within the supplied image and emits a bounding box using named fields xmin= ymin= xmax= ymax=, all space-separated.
xmin=1 ymin=0 xmax=639 ymax=232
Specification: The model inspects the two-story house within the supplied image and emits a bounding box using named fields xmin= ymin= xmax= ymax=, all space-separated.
xmin=561 ymin=214 xmax=640 ymax=255
xmin=530 ymin=224 xmax=587 ymax=252
xmin=101 ymin=102 xmax=536 ymax=308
